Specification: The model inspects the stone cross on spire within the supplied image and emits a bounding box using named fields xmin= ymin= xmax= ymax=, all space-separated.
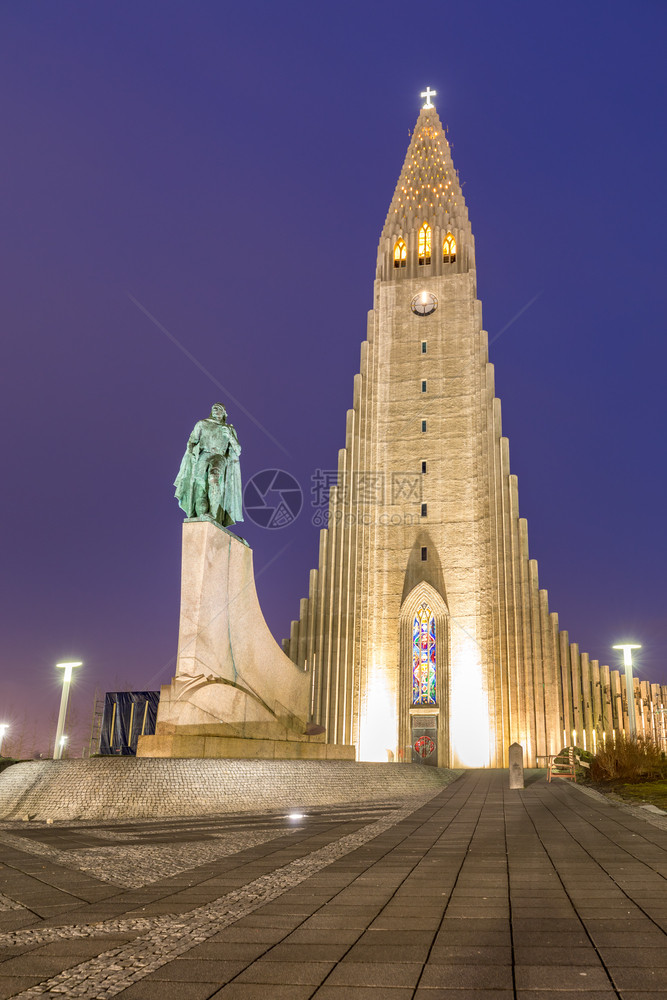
xmin=421 ymin=86 xmax=436 ymax=109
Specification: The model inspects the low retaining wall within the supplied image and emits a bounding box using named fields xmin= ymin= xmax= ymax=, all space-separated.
xmin=0 ymin=758 xmax=461 ymax=821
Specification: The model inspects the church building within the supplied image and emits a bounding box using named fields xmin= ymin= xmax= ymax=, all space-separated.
xmin=285 ymin=93 xmax=667 ymax=768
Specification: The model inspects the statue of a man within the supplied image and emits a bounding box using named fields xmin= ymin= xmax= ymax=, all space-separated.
xmin=174 ymin=403 xmax=243 ymax=527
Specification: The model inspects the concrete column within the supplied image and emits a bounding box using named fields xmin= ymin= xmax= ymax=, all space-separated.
xmin=580 ymin=652 xmax=594 ymax=749
xmin=590 ymin=659 xmax=603 ymax=745
xmin=559 ymin=631 xmax=573 ymax=745
xmin=528 ymin=562 xmax=547 ymax=760
xmin=610 ymin=670 xmax=625 ymax=737
xmin=601 ymin=664 xmax=614 ymax=741
xmin=570 ymin=642 xmax=583 ymax=746
xmin=540 ymin=592 xmax=559 ymax=755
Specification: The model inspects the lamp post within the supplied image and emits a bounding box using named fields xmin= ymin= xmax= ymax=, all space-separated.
xmin=612 ymin=644 xmax=641 ymax=739
xmin=53 ymin=661 xmax=82 ymax=760
xmin=0 ymin=724 xmax=8 ymax=757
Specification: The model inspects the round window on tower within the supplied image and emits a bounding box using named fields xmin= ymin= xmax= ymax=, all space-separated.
xmin=411 ymin=291 xmax=438 ymax=317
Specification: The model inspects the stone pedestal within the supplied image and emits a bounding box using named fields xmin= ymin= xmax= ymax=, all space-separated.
xmin=508 ymin=742 xmax=524 ymax=789
xmin=137 ymin=520 xmax=354 ymax=760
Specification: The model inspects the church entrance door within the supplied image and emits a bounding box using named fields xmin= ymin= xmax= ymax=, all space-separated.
xmin=411 ymin=715 xmax=438 ymax=766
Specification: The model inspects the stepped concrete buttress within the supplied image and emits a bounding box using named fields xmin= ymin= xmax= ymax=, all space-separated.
xmin=137 ymin=520 xmax=354 ymax=760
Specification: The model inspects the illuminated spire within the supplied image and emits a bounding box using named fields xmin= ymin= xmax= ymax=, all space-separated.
xmin=377 ymin=104 xmax=472 ymax=279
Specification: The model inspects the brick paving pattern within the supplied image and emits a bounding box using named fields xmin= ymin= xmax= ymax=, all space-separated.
xmin=0 ymin=771 xmax=665 ymax=999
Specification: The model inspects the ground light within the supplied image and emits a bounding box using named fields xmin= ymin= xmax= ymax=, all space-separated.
xmin=612 ymin=644 xmax=641 ymax=739
xmin=53 ymin=661 xmax=82 ymax=760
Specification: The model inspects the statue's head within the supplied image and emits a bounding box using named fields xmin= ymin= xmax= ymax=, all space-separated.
xmin=210 ymin=403 xmax=227 ymax=422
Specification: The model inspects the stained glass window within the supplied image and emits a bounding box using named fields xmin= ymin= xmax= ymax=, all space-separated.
xmin=412 ymin=603 xmax=436 ymax=705
xmin=443 ymin=232 xmax=457 ymax=263
xmin=393 ymin=239 xmax=407 ymax=268
xmin=418 ymin=224 xmax=431 ymax=265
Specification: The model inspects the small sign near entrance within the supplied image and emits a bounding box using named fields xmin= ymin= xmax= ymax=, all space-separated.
xmin=414 ymin=735 xmax=435 ymax=758
xmin=411 ymin=716 xmax=438 ymax=766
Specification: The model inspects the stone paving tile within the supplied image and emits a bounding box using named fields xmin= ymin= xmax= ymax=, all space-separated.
xmin=419 ymin=964 xmax=514 ymax=989
xmin=596 ymin=946 xmax=667 ymax=967
xmin=177 ymin=941 xmax=270 ymax=962
xmin=618 ymin=994 xmax=667 ymax=1000
xmin=515 ymin=993 xmax=616 ymax=1000
xmin=325 ymin=960 xmax=422 ymax=987
xmin=514 ymin=965 xmax=614 ymax=990
xmin=235 ymin=959 xmax=335 ymax=984
xmin=414 ymin=992 xmax=514 ymax=1000
xmin=312 ymin=989 xmax=415 ymax=999
xmin=0 ymin=953 xmax=84 ymax=976
xmin=434 ymin=930 xmax=511 ymax=946
xmin=513 ymin=946 xmax=605 ymax=966
xmin=344 ymin=942 xmax=431 ymax=963
xmin=209 ymin=985 xmax=314 ymax=999
xmin=284 ymin=926 xmax=364 ymax=945
xmin=117 ymin=982 xmax=223 ymax=999
xmin=607 ymin=966 xmax=667 ymax=990
xmin=260 ymin=942 xmax=350 ymax=962
xmin=0 ymin=978 xmax=43 ymax=1000
xmin=428 ymin=945 xmax=512 ymax=964
xmin=144 ymin=958 xmax=248 ymax=982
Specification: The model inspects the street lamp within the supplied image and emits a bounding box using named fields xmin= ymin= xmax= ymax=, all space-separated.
xmin=0 ymin=724 xmax=8 ymax=757
xmin=612 ymin=644 xmax=641 ymax=739
xmin=53 ymin=661 xmax=82 ymax=760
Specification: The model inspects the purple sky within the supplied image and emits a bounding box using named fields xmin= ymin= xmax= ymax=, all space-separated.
xmin=1 ymin=1 xmax=665 ymax=756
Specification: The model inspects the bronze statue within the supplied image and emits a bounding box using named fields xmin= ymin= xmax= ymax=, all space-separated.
xmin=174 ymin=404 xmax=243 ymax=526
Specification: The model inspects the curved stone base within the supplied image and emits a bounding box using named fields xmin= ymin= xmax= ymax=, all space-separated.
xmin=0 ymin=759 xmax=462 ymax=822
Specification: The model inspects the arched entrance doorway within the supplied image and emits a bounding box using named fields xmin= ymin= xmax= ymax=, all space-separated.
xmin=398 ymin=582 xmax=449 ymax=767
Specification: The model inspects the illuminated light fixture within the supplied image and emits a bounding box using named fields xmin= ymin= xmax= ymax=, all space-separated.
xmin=0 ymin=724 xmax=8 ymax=757
xmin=287 ymin=812 xmax=306 ymax=821
xmin=53 ymin=661 xmax=82 ymax=760
xmin=612 ymin=644 xmax=641 ymax=739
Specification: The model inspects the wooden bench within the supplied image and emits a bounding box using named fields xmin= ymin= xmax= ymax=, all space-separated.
xmin=547 ymin=747 xmax=577 ymax=782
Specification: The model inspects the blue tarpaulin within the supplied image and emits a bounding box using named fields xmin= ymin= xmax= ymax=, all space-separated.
xmin=99 ymin=691 xmax=160 ymax=755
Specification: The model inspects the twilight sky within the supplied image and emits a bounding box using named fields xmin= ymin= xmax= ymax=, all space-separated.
xmin=1 ymin=1 xmax=665 ymax=756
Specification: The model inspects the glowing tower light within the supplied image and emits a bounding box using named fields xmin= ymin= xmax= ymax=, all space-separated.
xmin=0 ymin=724 xmax=8 ymax=757
xmin=53 ymin=661 xmax=82 ymax=760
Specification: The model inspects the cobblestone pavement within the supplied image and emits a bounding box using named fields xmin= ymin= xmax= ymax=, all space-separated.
xmin=0 ymin=771 xmax=665 ymax=999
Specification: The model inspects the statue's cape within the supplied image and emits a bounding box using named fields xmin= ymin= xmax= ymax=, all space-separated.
xmin=173 ymin=445 xmax=199 ymax=518
xmin=217 ymin=424 xmax=243 ymax=525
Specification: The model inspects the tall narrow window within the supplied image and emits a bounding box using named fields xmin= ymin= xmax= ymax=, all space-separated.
xmin=421 ymin=341 xmax=427 ymax=354
xmin=418 ymin=223 xmax=431 ymax=265
xmin=413 ymin=602 xmax=436 ymax=705
xmin=393 ymin=238 xmax=407 ymax=268
xmin=443 ymin=232 xmax=457 ymax=263
xmin=421 ymin=460 xmax=427 ymax=474
xmin=421 ymin=380 xmax=427 ymax=393
xmin=421 ymin=419 xmax=427 ymax=432
xmin=421 ymin=503 xmax=428 ymax=517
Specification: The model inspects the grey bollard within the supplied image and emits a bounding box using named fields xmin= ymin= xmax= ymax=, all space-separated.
xmin=509 ymin=742 xmax=524 ymax=789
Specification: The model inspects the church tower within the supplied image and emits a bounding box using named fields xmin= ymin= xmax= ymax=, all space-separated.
xmin=285 ymin=95 xmax=667 ymax=767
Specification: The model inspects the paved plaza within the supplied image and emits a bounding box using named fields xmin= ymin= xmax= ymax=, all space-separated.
xmin=0 ymin=770 xmax=665 ymax=999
